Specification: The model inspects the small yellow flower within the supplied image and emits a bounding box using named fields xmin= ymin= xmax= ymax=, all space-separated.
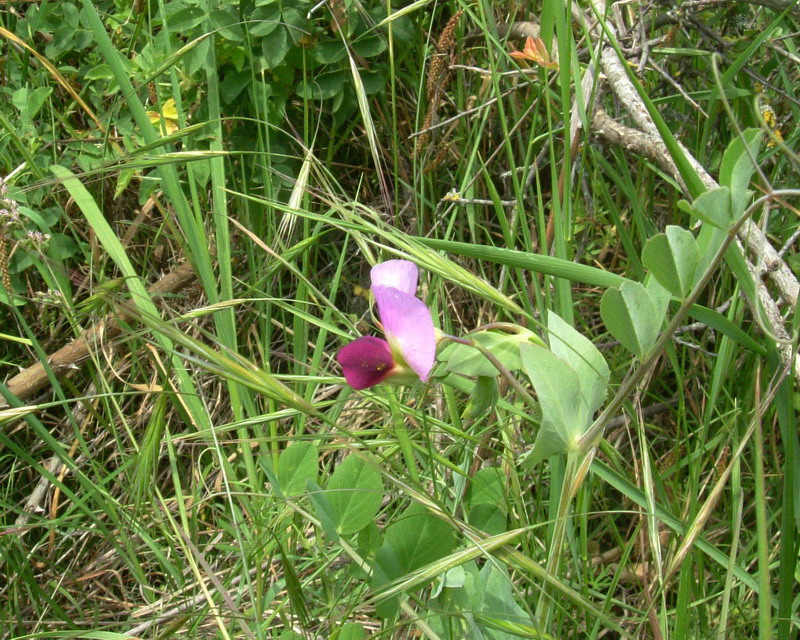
xmin=761 ymin=103 xmax=777 ymax=129
xmin=760 ymin=103 xmax=784 ymax=148
xmin=147 ymin=98 xmax=180 ymax=135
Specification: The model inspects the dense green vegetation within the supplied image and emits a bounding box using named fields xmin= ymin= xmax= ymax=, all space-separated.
xmin=1 ymin=0 xmax=799 ymax=638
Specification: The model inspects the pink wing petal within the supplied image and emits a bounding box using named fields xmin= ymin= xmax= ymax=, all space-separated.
xmin=336 ymin=336 xmax=396 ymax=390
xmin=370 ymin=260 xmax=418 ymax=296
xmin=372 ymin=285 xmax=435 ymax=381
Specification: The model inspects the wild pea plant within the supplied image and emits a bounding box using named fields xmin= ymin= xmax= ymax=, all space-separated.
xmin=272 ymin=127 xmax=790 ymax=636
xmin=337 ymin=260 xmax=437 ymax=390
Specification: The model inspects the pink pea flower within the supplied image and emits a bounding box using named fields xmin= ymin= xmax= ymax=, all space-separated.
xmin=337 ymin=260 xmax=436 ymax=390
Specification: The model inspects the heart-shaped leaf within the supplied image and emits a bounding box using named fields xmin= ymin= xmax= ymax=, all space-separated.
xmin=546 ymin=312 xmax=609 ymax=415
xmin=325 ymin=455 xmax=383 ymax=535
xmin=642 ymin=225 xmax=700 ymax=298
xmin=520 ymin=343 xmax=587 ymax=464
xmin=600 ymin=281 xmax=662 ymax=358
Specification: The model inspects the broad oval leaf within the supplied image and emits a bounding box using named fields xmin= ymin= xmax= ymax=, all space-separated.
xmin=352 ymin=33 xmax=387 ymax=58
xmin=520 ymin=342 xmax=587 ymax=463
xmin=261 ymin=26 xmax=289 ymax=69
xmin=600 ymin=281 xmax=662 ymax=358
xmin=248 ymin=5 xmax=281 ymax=37
xmin=466 ymin=468 xmax=506 ymax=508
xmin=325 ymin=454 xmax=383 ymax=535
xmin=468 ymin=503 xmax=507 ymax=536
xmin=462 ymin=375 xmax=498 ymax=419
xmin=167 ymin=6 xmax=205 ymax=31
xmin=546 ymin=312 xmax=609 ymax=415
xmin=477 ymin=563 xmax=536 ymax=634
xmin=382 ymin=502 xmax=455 ymax=572
xmin=372 ymin=501 xmax=455 ymax=617
xmin=642 ymin=225 xmax=700 ymax=298
xmin=277 ymin=441 xmax=318 ymax=497
xmin=210 ymin=9 xmax=243 ymax=41
xmin=467 ymin=468 xmax=507 ymax=535
xmin=312 ymin=40 xmax=347 ymax=64
xmin=337 ymin=622 xmax=366 ymax=640
xmin=296 ymin=69 xmax=347 ymax=100
xmin=681 ymin=186 xmax=733 ymax=229
xmin=440 ymin=330 xmax=534 ymax=377
xmin=720 ymin=128 xmax=763 ymax=216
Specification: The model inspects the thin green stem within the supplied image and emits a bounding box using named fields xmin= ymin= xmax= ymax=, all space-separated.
xmin=470 ymin=339 xmax=539 ymax=410
xmin=389 ymin=389 xmax=421 ymax=485
xmin=535 ymin=450 xmax=579 ymax=628
xmin=754 ymin=366 xmax=772 ymax=640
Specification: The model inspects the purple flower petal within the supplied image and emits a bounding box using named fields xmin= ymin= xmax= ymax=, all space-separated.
xmin=336 ymin=336 xmax=396 ymax=390
xmin=370 ymin=260 xmax=418 ymax=297
xmin=372 ymin=285 xmax=435 ymax=381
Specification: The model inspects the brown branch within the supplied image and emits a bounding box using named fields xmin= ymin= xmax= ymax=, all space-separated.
xmin=591 ymin=108 xmax=800 ymax=376
xmin=591 ymin=108 xmax=682 ymax=183
xmin=1 ymin=261 xmax=196 ymax=407
xmin=583 ymin=7 xmax=800 ymax=374
xmin=595 ymin=32 xmax=800 ymax=310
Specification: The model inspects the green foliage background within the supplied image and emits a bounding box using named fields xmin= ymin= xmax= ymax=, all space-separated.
xmin=1 ymin=0 xmax=799 ymax=638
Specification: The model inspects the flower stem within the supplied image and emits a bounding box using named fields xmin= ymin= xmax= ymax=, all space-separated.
xmin=469 ymin=339 xmax=539 ymax=411
xmin=388 ymin=389 xmax=420 ymax=485
xmin=536 ymin=449 xmax=580 ymax=628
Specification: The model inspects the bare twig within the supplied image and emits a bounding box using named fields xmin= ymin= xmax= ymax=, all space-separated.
xmin=649 ymin=59 xmax=709 ymax=118
xmin=440 ymin=194 xmax=517 ymax=207
xmin=1 ymin=261 xmax=196 ymax=409
xmin=409 ymin=84 xmax=525 ymax=140
xmin=777 ymin=225 xmax=800 ymax=260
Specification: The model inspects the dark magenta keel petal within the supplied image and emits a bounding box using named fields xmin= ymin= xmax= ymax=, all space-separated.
xmin=336 ymin=336 xmax=396 ymax=390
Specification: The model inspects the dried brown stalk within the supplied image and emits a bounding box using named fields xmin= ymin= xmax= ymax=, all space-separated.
xmin=417 ymin=10 xmax=463 ymax=155
xmin=1 ymin=261 xmax=196 ymax=408
xmin=0 ymin=232 xmax=10 ymax=296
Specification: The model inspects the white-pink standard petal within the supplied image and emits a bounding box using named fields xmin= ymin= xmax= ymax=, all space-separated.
xmin=370 ymin=260 xmax=418 ymax=297
xmin=372 ymin=285 xmax=435 ymax=382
